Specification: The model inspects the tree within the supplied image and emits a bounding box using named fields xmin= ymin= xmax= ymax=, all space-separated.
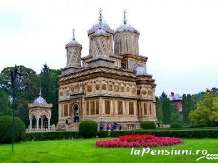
xmin=171 ymin=103 xmax=180 ymax=123
xmin=162 ymin=96 xmax=171 ymax=124
xmin=40 ymin=64 xmax=61 ymax=125
xmin=155 ymin=97 xmax=163 ymax=123
xmin=192 ymin=92 xmax=205 ymax=110
xmin=189 ymin=90 xmax=218 ymax=126
xmin=0 ymin=89 xmax=12 ymax=116
xmin=0 ymin=66 xmax=39 ymax=126
xmin=182 ymin=94 xmax=194 ymax=125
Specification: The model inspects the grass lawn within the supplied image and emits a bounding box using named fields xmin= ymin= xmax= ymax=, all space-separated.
xmin=0 ymin=138 xmax=218 ymax=163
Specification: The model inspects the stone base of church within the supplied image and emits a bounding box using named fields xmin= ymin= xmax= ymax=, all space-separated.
xmin=56 ymin=116 xmax=158 ymax=131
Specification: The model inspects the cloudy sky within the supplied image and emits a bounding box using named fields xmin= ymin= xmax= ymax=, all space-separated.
xmin=0 ymin=0 xmax=218 ymax=96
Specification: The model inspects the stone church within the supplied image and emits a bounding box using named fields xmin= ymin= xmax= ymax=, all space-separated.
xmin=57 ymin=10 xmax=157 ymax=130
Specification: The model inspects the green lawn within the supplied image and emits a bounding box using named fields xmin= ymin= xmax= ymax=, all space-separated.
xmin=0 ymin=138 xmax=218 ymax=163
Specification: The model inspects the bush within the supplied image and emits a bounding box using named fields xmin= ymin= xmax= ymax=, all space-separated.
xmin=110 ymin=129 xmax=218 ymax=138
xmin=0 ymin=116 xmax=26 ymax=144
xmin=25 ymin=131 xmax=79 ymax=141
xmin=140 ymin=121 xmax=156 ymax=130
xmin=79 ymin=120 xmax=97 ymax=138
xmin=170 ymin=122 xmax=182 ymax=128
xmin=97 ymin=130 xmax=108 ymax=138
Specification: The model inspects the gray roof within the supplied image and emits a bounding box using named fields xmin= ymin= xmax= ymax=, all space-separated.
xmin=115 ymin=24 xmax=140 ymax=34
xmin=65 ymin=40 xmax=82 ymax=48
xmin=33 ymin=96 xmax=47 ymax=105
xmin=133 ymin=66 xmax=147 ymax=76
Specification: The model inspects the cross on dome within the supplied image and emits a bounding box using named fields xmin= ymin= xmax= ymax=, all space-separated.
xmin=72 ymin=29 xmax=75 ymax=41
xmin=123 ymin=10 xmax=127 ymax=25
xmin=99 ymin=8 xmax=102 ymax=23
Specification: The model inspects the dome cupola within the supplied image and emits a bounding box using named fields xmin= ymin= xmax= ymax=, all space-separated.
xmin=87 ymin=9 xmax=114 ymax=57
xmin=114 ymin=10 xmax=140 ymax=55
xmin=133 ymin=66 xmax=147 ymax=76
xmin=33 ymin=89 xmax=47 ymax=105
xmin=65 ymin=29 xmax=82 ymax=67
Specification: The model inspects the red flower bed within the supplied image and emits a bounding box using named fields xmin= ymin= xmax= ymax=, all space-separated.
xmin=96 ymin=134 xmax=181 ymax=148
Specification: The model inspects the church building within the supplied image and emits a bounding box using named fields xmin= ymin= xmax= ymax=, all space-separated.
xmin=57 ymin=10 xmax=157 ymax=130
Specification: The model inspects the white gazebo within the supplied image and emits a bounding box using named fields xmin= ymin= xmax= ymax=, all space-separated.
xmin=28 ymin=91 xmax=53 ymax=132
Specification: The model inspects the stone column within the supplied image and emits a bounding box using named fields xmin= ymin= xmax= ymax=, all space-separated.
xmin=29 ymin=117 xmax=32 ymax=131
xmin=41 ymin=117 xmax=43 ymax=130
xmin=36 ymin=117 xmax=39 ymax=130
xmin=48 ymin=117 xmax=51 ymax=130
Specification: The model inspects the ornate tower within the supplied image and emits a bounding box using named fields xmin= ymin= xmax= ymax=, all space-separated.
xmin=65 ymin=29 xmax=82 ymax=68
xmin=87 ymin=9 xmax=114 ymax=57
xmin=114 ymin=10 xmax=140 ymax=55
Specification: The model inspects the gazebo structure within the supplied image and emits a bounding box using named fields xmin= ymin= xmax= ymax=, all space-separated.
xmin=28 ymin=90 xmax=53 ymax=131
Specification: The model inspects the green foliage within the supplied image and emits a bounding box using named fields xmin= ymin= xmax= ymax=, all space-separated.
xmin=189 ymin=90 xmax=218 ymax=126
xmin=140 ymin=121 xmax=156 ymax=129
xmin=170 ymin=122 xmax=182 ymax=128
xmin=110 ymin=129 xmax=218 ymax=138
xmin=0 ymin=116 xmax=26 ymax=144
xmin=182 ymin=94 xmax=194 ymax=124
xmin=0 ymin=90 xmax=12 ymax=116
xmin=0 ymin=66 xmax=40 ymax=126
xmin=79 ymin=120 xmax=98 ymax=138
xmin=162 ymin=97 xmax=171 ymax=124
xmin=40 ymin=64 xmax=61 ymax=125
xmin=25 ymin=131 xmax=79 ymax=141
xmin=170 ymin=103 xmax=180 ymax=123
xmin=97 ymin=130 xmax=108 ymax=138
xmin=155 ymin=97 xmax=163 ymax=122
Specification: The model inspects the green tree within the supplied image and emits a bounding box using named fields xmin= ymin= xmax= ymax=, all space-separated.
xmin=171 ymin=103 xmax=179 ymax=123
xmin=0 ymin=66 xmax=39 ymax=126
xmin=189 ymin=90 xmax=218 ymax=126
xmin=0 ymin=89 xmax=12 ymax=116
xmin=155 ymin=97 xmax=163 ymax=123
xmin=40 ymin=64 xmax=61 ymax=125
xmin=192 ymin=92 xmax=205 ymax=109
xmin=162 ymin=97 xmax=171 ymax=124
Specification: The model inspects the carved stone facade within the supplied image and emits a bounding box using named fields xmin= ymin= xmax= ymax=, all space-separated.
xmin=57 ymin=10 xmax=157 ymax=130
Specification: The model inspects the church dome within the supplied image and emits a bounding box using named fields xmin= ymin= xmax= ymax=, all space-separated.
xmin=88 ymin=9 xmax=113 ymax=36
xmin=65 ymin=29 xmax=82 ymax=48
xmin=133 ymin=66 xmax=147 ymax=76
xmin=65 ymin=40 xmax=82 ymax=48
xmin=33 ymin=96 xmax=47 ymax=105
xmin=115 ymin=10 xmax=139 ymax=35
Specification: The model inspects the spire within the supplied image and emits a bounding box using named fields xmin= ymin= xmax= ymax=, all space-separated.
xmin=39 ymin=84 xmax=42 ymax=96
xmin=98 ymin=8 xmax=102 ymax=23
xmin=123 ymin=10 xmax=127 ymax=25
xmin=72 ymin=29 xmax=75 ymax=41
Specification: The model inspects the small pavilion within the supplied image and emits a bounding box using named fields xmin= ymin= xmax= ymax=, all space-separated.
xmin=28 ymin=90 xmax=53 ymax=131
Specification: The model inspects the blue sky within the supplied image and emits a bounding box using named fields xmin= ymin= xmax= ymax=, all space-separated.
xmin=0 ymin=0 xmax=218 ymax=96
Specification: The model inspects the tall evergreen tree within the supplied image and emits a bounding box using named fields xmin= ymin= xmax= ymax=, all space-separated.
xmin=162 ymin=97 xmax=171 ymax=124
xmin=40 ymin=64 xmax=61 ymax=125
xmin=155 ymin=97 xmax=163 ymax=123
xmin=183 ymin=94 xmax=194 ymax=124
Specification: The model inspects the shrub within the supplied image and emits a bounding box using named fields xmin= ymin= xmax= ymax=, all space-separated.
xmin=140 ymin=121 xmax=156 ymax=130
xmin=79 ymin=120 xmax=97 ymax=138
xmin=25 ymin=131 xmax=79 ymax=141
xmin=0 ymin=116 xmax=26 ymax=144
xmin=97 ymin=130 xmax=108 ymax=138
xmin=170 ymin=122 xmax=182 ymax=128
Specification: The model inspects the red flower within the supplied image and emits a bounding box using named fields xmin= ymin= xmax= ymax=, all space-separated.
xmin=96 ymin=134 xmax=181 ymax=148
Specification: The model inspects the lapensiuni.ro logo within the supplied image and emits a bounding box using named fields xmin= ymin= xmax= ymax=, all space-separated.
xmin=130 ymin=147 xmax=218 ymax=161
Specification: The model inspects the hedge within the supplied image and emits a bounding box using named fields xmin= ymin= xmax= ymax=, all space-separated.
xmin=25 ymin=131 xmax=79 ymax=141
xmin=110 ymin=129 xmax=218 ymax=138
xmin=140 ymin=121 xmax=156 ymax=129
xmin=25 ymin=129 xmax=218 ymax=141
